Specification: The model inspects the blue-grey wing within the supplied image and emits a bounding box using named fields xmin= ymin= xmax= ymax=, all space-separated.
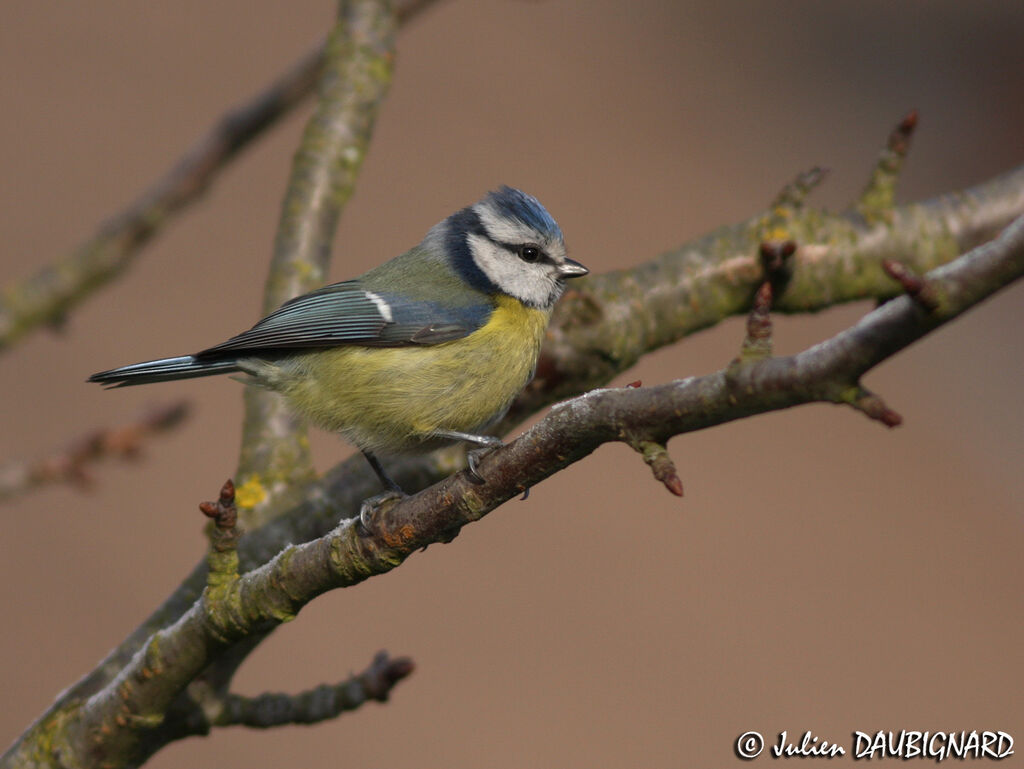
xmin=197 ymin=281 xmax=491 ymax=357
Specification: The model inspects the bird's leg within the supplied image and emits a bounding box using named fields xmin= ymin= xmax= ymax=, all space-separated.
xmin=465 ymin=440 xmax=503 ymax=485
xmin=362 ymin=450 xmax=404 ymax=494
xmin=433 ymin=430 xmax=503 ymax=485
xmin=359 ymin=450 xmax=407 ymax=531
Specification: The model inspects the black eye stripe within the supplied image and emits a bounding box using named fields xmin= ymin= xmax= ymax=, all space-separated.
xmin=497 ymin=240 xmax=548 ymax=262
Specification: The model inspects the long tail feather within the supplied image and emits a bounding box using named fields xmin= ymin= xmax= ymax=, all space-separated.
xmin=88 ymin=356 xmax=240 ymax=388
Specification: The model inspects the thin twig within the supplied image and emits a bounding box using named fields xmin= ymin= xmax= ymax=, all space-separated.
xmin=0 ymin=401 xmax=189 ymax=503
xmin=0 ymin=0 xmax=440 ymax=355
xmin=0 ymin=52 xmax=321 ymax=354
xmin=881 ymin=259 xmax=941 ymax=311
xmin=857 ymin=109 xmax=919 ymax=223
xmin=216 ymin=651 xmax=414 ymax=728
xmin=770 ymin=166 xmax=830 ymax=211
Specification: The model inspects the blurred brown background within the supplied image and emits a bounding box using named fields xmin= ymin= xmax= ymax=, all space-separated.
xmin=1 ymin=1 xmax=1021 ymax=766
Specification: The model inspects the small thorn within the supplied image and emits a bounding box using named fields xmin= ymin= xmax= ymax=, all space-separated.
xmin=626 ymin=380 xmax=642 ymax=389
xmin=881 ymin=259 xmax=940 ymax=311
xmin=662 ymin=472 xmax=685 ymax=497
xmin=850 ymin=387 xmax=903 ymax=428
xmin=893 ymin=108 xmax=919 ymax=150
xmin=633 ymin=440 xmax=685 ymax=498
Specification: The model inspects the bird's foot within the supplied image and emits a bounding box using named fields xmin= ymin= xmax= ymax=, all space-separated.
xmin=358 ymin=490 xmax=408 ymax=533
xmin=466 ymin=437 xmax=503 ymax=485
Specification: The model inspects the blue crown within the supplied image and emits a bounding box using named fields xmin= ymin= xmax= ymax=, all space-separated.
xmin=484 ymin=186 xmax=563 ymax=242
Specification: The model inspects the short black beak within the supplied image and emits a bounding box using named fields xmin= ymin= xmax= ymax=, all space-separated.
xmin=557 ymin=258 xmax=588 ymax=278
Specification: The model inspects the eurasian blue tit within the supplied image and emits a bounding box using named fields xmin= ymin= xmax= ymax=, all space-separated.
xmin=90 ymin=186 xmax=588 ymax=491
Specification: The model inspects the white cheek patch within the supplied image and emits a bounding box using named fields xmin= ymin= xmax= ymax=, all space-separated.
xmin=468 ymin=233 xmax=524 ymax=289
xmin=363 ymin=290 xmax=393 ymax=322
xmin=468 ymin=233 xmax=558 ymax=308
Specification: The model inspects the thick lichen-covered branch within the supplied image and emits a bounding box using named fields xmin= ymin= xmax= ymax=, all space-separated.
xmin=236 ymin=0 xmax=398 ymax=523
xmin=16 ymin=214 xmax=1020 ymax=769
xmin=6 ymin=113 xmax=1023 ymax=766
xmin=24 ymin=157 xmax=1024 ymax=739
xmin=511 ymin=164 xmax=1024 ymax=425
xmin=294 ymin=213 xmax=1024 ymax=547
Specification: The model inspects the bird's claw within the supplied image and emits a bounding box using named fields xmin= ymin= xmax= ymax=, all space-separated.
xmin=358 ymin=490 xmax=407 ymax=533
xmin=465 ymin=438 xmax=503 ymax=485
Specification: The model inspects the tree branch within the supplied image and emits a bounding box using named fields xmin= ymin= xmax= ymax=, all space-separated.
xmin=6 ymin=104 xmax=1023 ymax=766
xmin=0 ymin=0 xmax=438 ymax=355
xmin=0 ymin=401 xmax=189 ymax=503
xmin=24 ymin=154 xmax=1023 ymax=732
xmin=857 ymin=109 xmax=918 ymax=223
xmin=517 ymin=162 xmax=1024 ymax=423
xmin=16 ymin=214 xmax=1019 ymax=769
xmin=0 ymin=51 xmax=320 ymax=355
xmin=235 ymin=0 xmax=398 ymax=523
xmin=214 ymin=651 xmax=414 ymax=729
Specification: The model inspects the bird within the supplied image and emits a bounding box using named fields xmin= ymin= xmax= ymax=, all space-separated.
xmin=89 ymin=186 xmax=588 ymax=498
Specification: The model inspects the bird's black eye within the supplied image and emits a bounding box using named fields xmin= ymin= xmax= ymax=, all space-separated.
xmin=518 ymin=244 xmax=541 ymax=262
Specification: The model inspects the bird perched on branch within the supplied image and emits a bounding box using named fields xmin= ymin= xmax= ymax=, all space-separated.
xmin=90 ymin=187 xmax=587 ymax=497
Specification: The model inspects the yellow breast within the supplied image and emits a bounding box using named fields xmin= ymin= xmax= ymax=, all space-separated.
xmin=269 ymin=295 xmax=551 ymax=454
